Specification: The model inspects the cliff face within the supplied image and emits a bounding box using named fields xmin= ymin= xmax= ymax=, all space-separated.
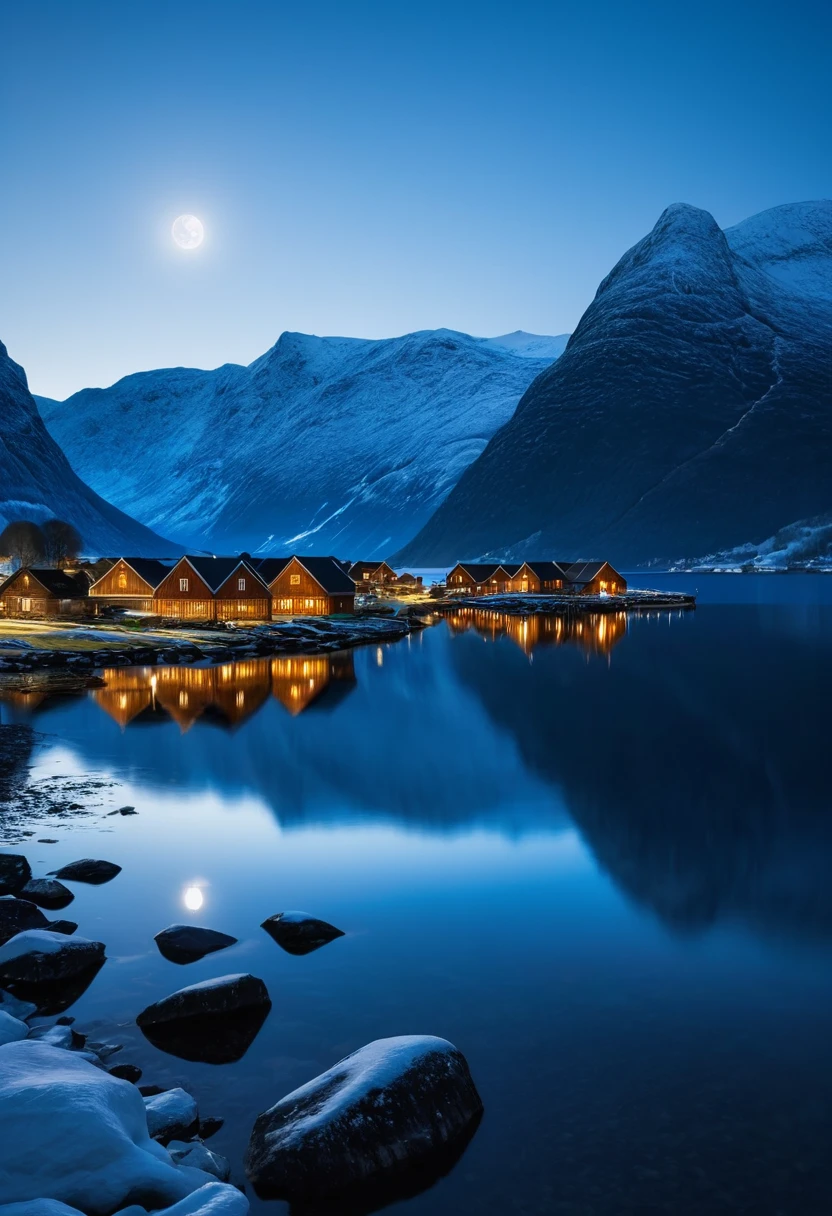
xmin=0 ymin=341 xmax=175 ymax=557
xmin=37 ymin=329 xmax=564 ymax=558
xmin=395 ymin=201 xmax=832 ymax=568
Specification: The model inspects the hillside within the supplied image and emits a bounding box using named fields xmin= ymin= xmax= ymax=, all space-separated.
xmin=0 ymin=340 xmax=176 ymax=558
xmin=394 ymin=201 xmax=832 ymax=568
xmin=37 ymin=329 xmax=565 ymax=557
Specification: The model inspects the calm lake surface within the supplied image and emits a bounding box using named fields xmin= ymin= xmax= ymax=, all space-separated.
xmin=3 ymin=573 xmax=832 ymax=1214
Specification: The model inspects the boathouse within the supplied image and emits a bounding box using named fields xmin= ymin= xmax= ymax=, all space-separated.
xmin=558 ymin=561 xmax=627 ymax=595
xmin=88 ymin=557 xmax=176 ymax=613
xmin=445 ymin=562 xmax=517 ymax=595
xmin=264 ymin=555 xmax=356 ymax=616
xmin=152 ymin=556 xmax=271 ymax=621
xmin=349 ymin=560 xmax=397 ymax=589
xmin=0 ymin=567 xmax=90 ymax=618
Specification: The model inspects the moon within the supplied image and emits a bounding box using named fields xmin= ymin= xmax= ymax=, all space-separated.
xmin=183 ymin=885 xmax=204 ymax=911
xmin=172 ymin=214 xmax=204 ymax=250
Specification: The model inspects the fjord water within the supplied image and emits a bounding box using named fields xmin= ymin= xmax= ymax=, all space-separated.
xmin=3 ymin=574 xmax=832 ymax=1214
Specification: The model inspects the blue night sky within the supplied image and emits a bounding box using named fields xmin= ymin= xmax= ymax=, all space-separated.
xmin=1 ymin=0 xmax=830 ymax=399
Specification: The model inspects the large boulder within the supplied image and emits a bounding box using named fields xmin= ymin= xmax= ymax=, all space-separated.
xmin=137 ymin=974 xmax=271 ymax=1065
xmin=0 ymin=856 xmax=31 ymax=897
xmin=50 ymin=859 xmax=121 ymax=885
xmin=154 ymin=924 xmax=238 ymax=965
xmin=19 ymin=880 xmax=74 ymax=911
xmin=0 ymin=930 xmax=105 ymax=984
xmin=244 ymin=1035 xmax=483 ymax=1201
xmin=0 ymin=1040 xmax=211 ymax=1212
xmin=0 ymin=896 xmax=50 ymax=944
xmin=260 ymin=911 xmax=344 ymax=956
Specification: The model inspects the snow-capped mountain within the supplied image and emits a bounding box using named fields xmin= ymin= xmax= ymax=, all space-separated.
xmin=395 ymin=201 xmax=832 ymax=568
xmin=0 ymin=340 xmax=175 ymax=557
xmin=37 ymin=329 xmax=564 ymax=557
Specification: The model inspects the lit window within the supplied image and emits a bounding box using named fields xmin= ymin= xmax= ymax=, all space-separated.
xmin=180 ymin=578 xmax=189 ymax=591
xmin=238 ymin=578 xmax=246 ymax=590
xmin=21 ymin=597 xmax=32 ymax=612
xmin=290 ymin=574 xmax=300 ymax=585
xmin=118 ymin=573 xmax=127 ymax=589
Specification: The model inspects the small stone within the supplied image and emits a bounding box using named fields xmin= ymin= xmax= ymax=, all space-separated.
xmin=109 ymin=1062 xmax=142 ymax=1084
xmin=154 ymin=924 xmax=238 ymax=965
xmin=199 ymin=1116 xmax=224 ymax=1140
xmin=50 ymin=859 xmax=121 ymax=885
xmin=87 ymin=1040 xmax=123 ymax=1060
xmin=144 ymin=1087 xmax=199 ymax=1143
xmin=106 ymin=806 xmax=137 ymax=816
xmin=260 ymin=910 xmax=345 ymax=956
xmin=138 ymin=1083 xmax=167 ymax=1097
xmin=167 ymin=1139 xmax=231 ymax=1181
xmin=19 ymin=879 xmax=75 ymax=910
xmin=37 ymin=839 xmax=59 ymax=844
xmin=0 ymin=854 xmax=32 ymax=896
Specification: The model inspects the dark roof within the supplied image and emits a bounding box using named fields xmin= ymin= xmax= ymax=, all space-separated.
xmin=182 ymin=556 xmax=268 ymax=592
xmin=293 ymin=556 xmax=357 ymax=594
xmin=558 ymin=561 xmax=610 ymax=584
xmin=519 ymin=561 xmax=569 ymax=580
xmin=255 ymin=557 xmax=292 ymax=584
xmin=6 ymin=568 xmax=89 ymax=597
xmin=350 ymin=560 xmax=394 ymax=575
xmin=450 ymin=563 xmax=511 ymax=582
xmin=94 ymin=558 xmax=176 ymax=591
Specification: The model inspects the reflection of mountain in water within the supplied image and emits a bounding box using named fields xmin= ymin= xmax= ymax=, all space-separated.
xmin=451 ymin=607 xmax=832 ymax=942
xmin=445 ymin=607 xmax=627 ymax=657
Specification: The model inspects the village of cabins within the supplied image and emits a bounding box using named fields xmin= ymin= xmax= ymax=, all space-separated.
xmin=0 ymin=554 xmax=626 ymax=620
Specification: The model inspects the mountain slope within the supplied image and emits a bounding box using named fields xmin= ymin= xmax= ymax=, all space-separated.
xmin=37 ymin=329 xmax=563 ymax=558
xmin=1 ymin=340 xmax=176 ymax=557
xmin=395 ymin=201 xmax=832 ymax=568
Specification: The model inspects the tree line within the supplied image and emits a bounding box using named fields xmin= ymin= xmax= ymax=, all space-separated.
xmin=0 ymin=519 xmax=83 ymax=569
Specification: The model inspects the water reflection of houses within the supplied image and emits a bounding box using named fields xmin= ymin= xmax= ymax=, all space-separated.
xmin=91 ymin=653 xmax=357 ymax=731
xmin=445 ymin=608 xmax=627 ymax=657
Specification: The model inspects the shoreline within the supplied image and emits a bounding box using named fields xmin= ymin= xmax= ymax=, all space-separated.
xmin=433 ymin=589 xmax=696 ymax=615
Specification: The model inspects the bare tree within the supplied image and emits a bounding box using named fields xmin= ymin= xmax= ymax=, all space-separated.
xmin=0 ymin=520 xmax=47 ymax=569
xmin=42 ymin=518 xmax=83 ymax=567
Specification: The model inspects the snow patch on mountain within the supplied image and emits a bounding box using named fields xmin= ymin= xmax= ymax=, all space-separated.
xmin=38 ymin=328 xmax=564 ymax=557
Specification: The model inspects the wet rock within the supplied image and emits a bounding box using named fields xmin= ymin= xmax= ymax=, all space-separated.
xmin=0 ymin=1009 xmax=29 ymax=1045
xmin=0 ymin=930 xmax=105 ymax=985
xmin=0 ymin=896 xmax=50 ymax=945
xmin=144 ymin=1087 xmax=199 ymax=1143
xmin=87 ymin=1040 xmax=123 ymax=1061
xmin=199 ymin=1116 xmax=224 ymax=1140
xmin=109 ymin=1063 xmax=143 ymax=1084
xmin=47 ymin=920 xmax=78 ymax=936
xmin=19 ymin=879 xmax=75 ymax=910
xmin=154 ymin=924 xmax=238 ymax=965
xmin=0 ymin=855 xmax=31 ymax=896
xmin=137 ymin=974 xmax=271 ymax=1065
xmin=244 ymin=1035 xmax=483 ymax=1202
xmin=50 ymin=858 xmax=122 ymax=885
xmin=107 ymin=806 xmax=137 ymax=816
xmin=168 ymin=1140 xmax=231 ymax=1181
xmin=260 ymin=911 xmax=345 ymax=956
xmin=37 ymin=839 xmax=59 ymax=844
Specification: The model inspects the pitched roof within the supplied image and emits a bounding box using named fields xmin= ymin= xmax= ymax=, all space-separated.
xmin=349 ymin=560 xmax=394 ymax=576
xmin=182 ymin=556 xmax=268 ymax=592
xmin=450 ymin=563 xmax=512 ymax=582
xmin=518 ymin=561 xmax=569 ymax=580
xmin=5 ymin=568 xmax=89 ymax=597
xmin=91 ymin=557 xmax=176 ymax=592
xmin=293 ymin=556 xmax=357 ymax=594
xmin=255 ymin=557 xmax=292 ymax=584
xmin=558 ymin=561 xmax=609 ymax=584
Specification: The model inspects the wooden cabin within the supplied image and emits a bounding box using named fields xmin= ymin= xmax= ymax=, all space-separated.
xmin=152 ymin=556 xmax=271 ymax=621
xmin=445 ymin=562 xmax=517 ymax=595
xmin=557 ymin=561 xmax=627 ymax=595
xmin=349 ymin=560 xmax=397 ymax=590
xmin=0 ymin=567 xmax=89 ymax=618
xmin=265 ymin=556 xmax=356 ymax=616
xmin=506 ymin=561 xmax=567 ymax=593
xmin=88 ymin=557 xmax=176 ymax=613
xmin=395 ymin=572 xmax=423 ymax=587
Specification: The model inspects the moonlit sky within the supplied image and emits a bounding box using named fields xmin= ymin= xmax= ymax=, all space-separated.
xmin=1 ymin=0 xmax=830 ymax=400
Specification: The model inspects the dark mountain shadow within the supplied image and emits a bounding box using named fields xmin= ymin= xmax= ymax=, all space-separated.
xmin=451 ymin=606 xmax=832 ymax=943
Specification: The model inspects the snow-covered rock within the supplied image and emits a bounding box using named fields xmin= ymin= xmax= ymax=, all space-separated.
xmin=0 ymin=1041 xmax=209 ymax=1212
xmin=260 ymin=911 xmax=344 ymax=956
xmin=0 ymin=340 xmax=174 ymax=556
xmin=0 ymin=930 xmax=105 ymax=984
xmin=145 ymin=1181 xmax=249 ymax=1215
xmin=137 ymin=974 xmax=271 ymax=1065
xmin=0 ymin=1010 xmax=28 ymax=1046
xmin=154 ymin=925 xmax=238 ymax=965
xmin=0 ymin=895 xmax=50 ymax=944
xmin=144 ymin=1088 xmax=199 ymax=1143
xmin=396 ymin=200 xmax=832 ymax=568
xmin=0 ymin=989 xmax=36 ymax=1022
xmin=167 ymin=1141 xmax=231 ymax=1182
xmin=244 ymin=1035 xmax=483 ymax=1200
xmin=137 ymin=974 xmax=270 ymax=1026
xmin=26 ymin=1022 xmax=76 ymax=1050
xmin=0 ymin=1202 xmax=89 ymax=1216
xmin=37 ymin=328 xmax=563 ymax=557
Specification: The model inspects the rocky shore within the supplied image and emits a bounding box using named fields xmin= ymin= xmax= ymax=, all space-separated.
xmin=436 ymin=589 xmax=696 ymax=614
xmin=0 ymin=612 xmax=432 ymax=676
